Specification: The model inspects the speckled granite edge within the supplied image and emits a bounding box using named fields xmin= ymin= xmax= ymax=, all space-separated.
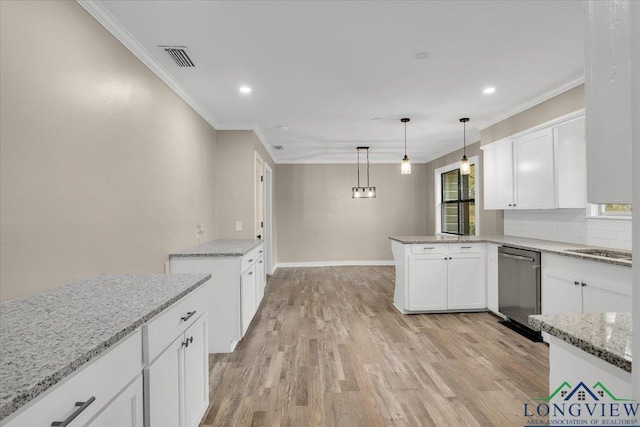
xmin=529 ymin=315 xmax=632 ymax=373
xmin=0 ymin=274 xmax=210 ymax=421
xmin=169 ymin=239 xmax=263 ymax=258
xmin=389 ymin=236 xmax=632 ymax=268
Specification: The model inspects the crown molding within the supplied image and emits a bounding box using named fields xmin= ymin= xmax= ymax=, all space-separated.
xmin=76 ymin=0 xmax=220 ymax=130
xmin=216 ymin=123 xmax=278 ymax=163
xmin=477 ymin=76 xmax=585 ymax=130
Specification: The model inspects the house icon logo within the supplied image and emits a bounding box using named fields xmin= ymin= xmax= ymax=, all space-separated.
xmin=523 ymin=381 xmax=638 ymax=425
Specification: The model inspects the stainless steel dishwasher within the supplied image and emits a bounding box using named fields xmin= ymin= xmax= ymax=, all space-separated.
xmin=498 ymin=246 xmax=542 ymax=340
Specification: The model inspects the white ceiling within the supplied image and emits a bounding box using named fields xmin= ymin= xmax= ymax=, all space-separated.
xmin=81 ymin=0 xmax=584 ymax=164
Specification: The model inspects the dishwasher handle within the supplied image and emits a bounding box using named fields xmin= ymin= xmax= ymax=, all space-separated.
xmin=499 ymin=252 xmax=536 ymax=263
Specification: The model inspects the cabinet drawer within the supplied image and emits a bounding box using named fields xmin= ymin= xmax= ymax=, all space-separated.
xmin=240 ymin=244 xmax=264 ymax=273
xmin=411 ymin=244 xmax=447 ymax=254
xmin=448 ymin=244 xmax=484 ymax=254
xmin=144 ymin=284 xmax=208 ymax=364
xmin=2 ymin=330 xmax=142 ymax=427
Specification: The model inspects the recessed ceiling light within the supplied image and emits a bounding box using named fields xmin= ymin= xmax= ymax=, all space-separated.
xmin=278 ymin=125 xmax=288 ymax=130
xmin=414 ymin=51 xmax=430 ymax=60
xmin=483 ymin=87 xmax=496 ymax=94
xmin=239 ymin=86 xmax=251 ymax=94
xmin=370 ymin=118 xmax=382 ymax=122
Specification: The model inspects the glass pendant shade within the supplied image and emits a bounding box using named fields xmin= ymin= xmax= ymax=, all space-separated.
xmin=400 ymin=118 xmax=411 ymax=175
xmin=401 ymin=155 xmax=411 ymax=175
xmin=459 ymin=117 xmax=470 ymax=175
xmin=460 ymin=155 xmax=470 ymax=175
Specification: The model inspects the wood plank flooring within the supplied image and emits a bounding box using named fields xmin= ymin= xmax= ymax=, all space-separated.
xmin=199 ymin=266 xmax=549 ymax=427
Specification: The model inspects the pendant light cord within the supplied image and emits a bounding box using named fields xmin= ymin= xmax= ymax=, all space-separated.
xmin=404 ymin=122 xmax=407 ymax=156
xmin=357 ymin=148 xmax=361 ymax=187
xmin=463 ymin=120 xmax=466 ymax=156
xmin=366 ymin=148 xmax=370 ymax=187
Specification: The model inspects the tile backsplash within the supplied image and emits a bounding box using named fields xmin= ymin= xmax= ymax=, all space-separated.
xmin=503 ymin=209 xmax=632 ymax=250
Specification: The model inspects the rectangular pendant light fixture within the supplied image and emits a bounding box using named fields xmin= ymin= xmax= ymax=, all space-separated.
xmin=352 ymin=147 xmax=376 ymax=198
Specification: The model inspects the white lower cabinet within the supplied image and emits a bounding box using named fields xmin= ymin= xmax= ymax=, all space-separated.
xmin=90 ymin=375 xmax=144 ymax=427
xmin=144 ymin=312 xmax=209 ymax=427
xmin=486 ymin=243 xmax=499 ymax=314
xmin=1 ymin=330 xmax=143 ymax=427
xmin=542 ymin=253 xmax=631 ymax=315
xmin=241 ymin=264 xmax=257 ymax=336
xmin=407 ymin=244 xmax=486 ymax=311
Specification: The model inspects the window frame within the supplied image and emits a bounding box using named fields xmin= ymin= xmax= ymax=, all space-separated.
xmin=440 ymin=167 xmax=476 ymax=235
xmin=586 ymin=204 xmax=632 ymax=220
xmin=434 ymin=156 xmax=480 ymax=236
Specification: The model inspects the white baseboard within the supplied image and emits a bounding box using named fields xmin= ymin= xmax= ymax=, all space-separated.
xmin=275 ymin=260 xmax=395 ymax=269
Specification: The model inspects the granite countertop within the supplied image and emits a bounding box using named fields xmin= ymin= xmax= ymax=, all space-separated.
xmin=169 ymin=239 xmax=263 ymax=258
xmin=529 ymin=312 xmax=632 ymax=373
xmin=0 ymin=273 xmax=210 ymax=421
xmin=388 ymin=235 xmax=631 ymax=267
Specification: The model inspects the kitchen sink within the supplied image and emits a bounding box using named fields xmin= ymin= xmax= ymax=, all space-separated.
xmin=564 ymin=248 xmax=632 ymax=261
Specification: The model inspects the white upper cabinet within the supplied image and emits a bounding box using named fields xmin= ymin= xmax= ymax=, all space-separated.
xmin=482 ymin=112 xmax=586 ymax=210
xmin=483 ymin=141 xmax=514 ymax=210
xmin=585 ymin=0 xmax=632 ymax=204
xmin=513 ymin=128 xmax=555 ymax=209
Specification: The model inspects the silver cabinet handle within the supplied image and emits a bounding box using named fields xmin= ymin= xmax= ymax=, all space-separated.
xmin=248 ymin=258 xmax=254 ymax=262
xmin=499 ymin=253 xmax=535 ymax=262
xmin=259 ymin=260 xmax=263 ymax=264
xmin=461 ymin=246 xmax=472 ymax=249
xmin=51 ymin=397 xmax=95 ymax=426
xmin=259 ymin=250 xmax=263 ymax=253
xmin=574 ymin=281 xmax=580 ymax=286
xmin=581 ymin=282 xmax=587 ymax=287
xmin=423 ymin=247 xmax=434 ymax=250
xmin=248 ymin=271 xmax=253 ymax=275
xmin=181 ymin=311 xmax=196 ymax=322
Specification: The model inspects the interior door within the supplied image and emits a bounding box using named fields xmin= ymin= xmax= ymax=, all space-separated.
xmin=255 ymin=152 xmax=264 ymax=240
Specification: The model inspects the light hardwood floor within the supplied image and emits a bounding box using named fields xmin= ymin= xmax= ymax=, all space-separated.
xmin=200 ymin=266 xmax=549 ymax=427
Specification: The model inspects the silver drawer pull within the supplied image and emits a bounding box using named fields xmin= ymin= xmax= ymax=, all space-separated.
xmin=423 ymin=247 xmax=434 ymax=250
xmin=181 ymin=311 xmax=196 ymax=322
xmin=461 ymin=246 xmax=472 ymax=249
xmin=51 ymin=397 xmax=95 ymax=426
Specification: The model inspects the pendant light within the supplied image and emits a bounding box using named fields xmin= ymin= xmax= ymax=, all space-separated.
xmin=459 ymin=117 xmax=470 ymax=175
xmin=400 ymin=118 xmax=411 ymax=175
xmin=352 ymin=146 xmax=376 ymax=198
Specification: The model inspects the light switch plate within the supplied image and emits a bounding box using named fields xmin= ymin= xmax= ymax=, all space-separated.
xmin=235 ymin=221 xmax=243 ymax=231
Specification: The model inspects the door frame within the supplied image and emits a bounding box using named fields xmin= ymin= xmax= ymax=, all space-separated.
xmin=264 ymin=163 xmax=274 ymax=275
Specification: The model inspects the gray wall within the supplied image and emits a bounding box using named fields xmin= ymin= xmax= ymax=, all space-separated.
xmin=275 ymin=163 xmax=428 ymax=263
xmin=481 ymin=84 xmax=585 ymax=145
xmin=0 ymin=1 xmax=218 ymax=301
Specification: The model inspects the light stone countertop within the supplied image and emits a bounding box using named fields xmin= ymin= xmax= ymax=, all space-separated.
xmin=0 ymin=273 xmax=210 ymax=421
xmin=169 ymin=239 xmax=263 ymax=258
xmin=529 ymin=312 xmax=632 ymax=373
xmin=388 ymin=235 xmax=631 ymax=267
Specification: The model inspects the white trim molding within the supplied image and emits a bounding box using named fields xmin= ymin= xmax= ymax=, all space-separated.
xmin=275 ymin=260 xmax=395 ymax=269
xmin=477 ymin=77 xmax=585 ymax=130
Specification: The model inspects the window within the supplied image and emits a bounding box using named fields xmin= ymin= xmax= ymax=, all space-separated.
xmin=441 ymin=164 xmax=475 ymax=235
xmin=588 ymin=204 xmax=632 ymax=218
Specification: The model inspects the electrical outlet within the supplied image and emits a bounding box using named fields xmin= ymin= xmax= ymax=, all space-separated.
xmin=235 ymin=221 xmax=242 ymax=232
xmin=196 ymin=224 xmax=204 ymax=235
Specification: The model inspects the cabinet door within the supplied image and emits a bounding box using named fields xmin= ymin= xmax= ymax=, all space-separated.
xmin=483 ymin=141 xmax=514 ymax=209
xmin=183 ymin=315 xmax=209 ymax=427
xmin=486 ymin=244 xmax=499 ymax=313
xmin=513 ymin=128 xmax=556 ymax=209
xmin=554 ymin=117 xmax=587 ymax=208
xmin=145 ymin=335 xmax=183 ymax=427
xmin=407 ymin=255 xmax=448 ymax=311
xmin=90 ymin=376 xmax=143 ymax=427
xmin=255 ymin=256 xmax=265 ymax=307
xmin=582 ymin=279 xmax=631 ymax=314
xmin=240 ymin=265 xmax=257 ymax=336
xmin=541 ymin=269 xmax=582 ymax=314
xmin=448 ymin=253 xmax=486 ymax=310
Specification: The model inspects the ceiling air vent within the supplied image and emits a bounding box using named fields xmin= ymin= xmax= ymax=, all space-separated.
xmin=160 ymin=46 xmax=194 ymax=67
